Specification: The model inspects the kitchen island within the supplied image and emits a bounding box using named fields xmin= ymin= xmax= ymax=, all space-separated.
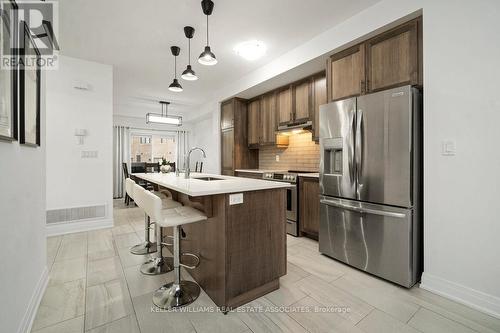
xmin=133 ymin=172 xmax=290 ymax=310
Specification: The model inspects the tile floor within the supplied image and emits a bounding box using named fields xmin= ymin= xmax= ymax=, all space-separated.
xmin=32 ymin=200 xmax=500 ymax=333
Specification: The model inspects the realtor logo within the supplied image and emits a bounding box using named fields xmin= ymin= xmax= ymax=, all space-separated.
xmin=1 ymin=0 xmax=59 ymax=70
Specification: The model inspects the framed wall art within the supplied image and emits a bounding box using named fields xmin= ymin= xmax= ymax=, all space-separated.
xmin=19 ymin=21 xmax=41 ymax=147
xmin=0 ymin=0 xmax=18 ymax=142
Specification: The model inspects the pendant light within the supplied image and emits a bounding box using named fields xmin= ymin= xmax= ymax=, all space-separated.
xmin=168 ymin=46 xmax=183 ymax=92
xmin=146 ymin=101 xmax=182 ymax=126
xmin=181 ymin=26 xmax=198 ymax=81
xmin=198 ymin=0 xmax=217 ymax=66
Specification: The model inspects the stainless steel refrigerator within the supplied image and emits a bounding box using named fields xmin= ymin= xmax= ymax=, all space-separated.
xmin=319 ymin=85 xmax=422 ymax=288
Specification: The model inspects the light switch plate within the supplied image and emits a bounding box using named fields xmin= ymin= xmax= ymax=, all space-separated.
xmin=442 ymin=140 xmax=456 ymax=156
xmin=275 ymin=154 xmax=280 ymax=162
xmin=229 ymin=193 xmax=243 ymax=205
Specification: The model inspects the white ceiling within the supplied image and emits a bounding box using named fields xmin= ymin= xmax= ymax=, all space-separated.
xmin=58 ymin=0 xmax=380 ymax=119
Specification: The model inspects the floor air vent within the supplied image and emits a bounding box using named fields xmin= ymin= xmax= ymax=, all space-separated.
xmin=46 ymin=205 xmax=106 ymax=224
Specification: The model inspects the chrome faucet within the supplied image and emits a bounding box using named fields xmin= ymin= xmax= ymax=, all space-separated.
xmin=185 ymin=147 xmax=206 ymax=179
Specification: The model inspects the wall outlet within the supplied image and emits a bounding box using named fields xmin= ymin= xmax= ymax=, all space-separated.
xmin=229 ymin=193 xmax=243 ymax=205
xmin=275 ymin=154 xmax=280 ymax=162
xmin=81 ymin=150 xmax=98 ymax=158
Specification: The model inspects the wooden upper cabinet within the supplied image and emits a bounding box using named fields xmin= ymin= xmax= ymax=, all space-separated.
xmin=293 ymin=80 xmax=311 ymax=122
xmin=247 ymin=99 xmax=260 ymax=147
xmin=260 ymin=93 xmax=277 ymax=145
xmin=221 ymin=101 xmax=234 ymax=130
xmin=221 ymin=129 xmax=234 ymax=173
xmin=312 ymin=74 xmax=327 ymax=141
xmin=277 ymin=87 xmax=293 ymax=125
xmin=327 ymin=43 xmax=365 ymax=102
xmin=366 ymin=19 xmax=419 ymax=92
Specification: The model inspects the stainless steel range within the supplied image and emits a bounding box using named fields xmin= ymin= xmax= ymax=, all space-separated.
xmin=263 ymin=171 xmax=315 ymax=236
xmin=263 ymin=171 xmax=298 ymax=236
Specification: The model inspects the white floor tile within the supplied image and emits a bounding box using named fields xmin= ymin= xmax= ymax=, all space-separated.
xmin=32 ymin=279 xmax=85 ymax=331
xmin=408 ymin=308 xmax=477 ymax=333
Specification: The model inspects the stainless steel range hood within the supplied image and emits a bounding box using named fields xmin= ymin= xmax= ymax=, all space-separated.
xmin=277 ymin=120 xmax=313 ymax=134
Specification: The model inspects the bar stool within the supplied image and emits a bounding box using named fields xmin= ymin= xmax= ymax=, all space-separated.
xmin=134 ymin=184 xmax=176 ymax=275
xmin=130 ymin=182 xmax=181 ymax=256
xmin=138 ymin=190 xmax=207 ymax=309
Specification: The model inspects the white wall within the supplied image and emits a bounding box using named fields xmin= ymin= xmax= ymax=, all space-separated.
xmin=46 ymin=56 xmax=113 ymax=234
xmin=190 ymin=0 xmax=500 ymax=317
xmin=188 ymin=105 xmax=220 ymax=174
xmin=0 ymin=78 xmax=47 ymax=332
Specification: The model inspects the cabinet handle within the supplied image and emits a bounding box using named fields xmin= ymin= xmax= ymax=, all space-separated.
xmin=360 ymin=80 xmax=365 ymax=94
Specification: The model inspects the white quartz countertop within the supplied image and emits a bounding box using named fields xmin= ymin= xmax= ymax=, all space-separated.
xmin=133 ymin=172 xmax=291 ymax=197
xmin=297 ymin=173 xmax=319 ymax=178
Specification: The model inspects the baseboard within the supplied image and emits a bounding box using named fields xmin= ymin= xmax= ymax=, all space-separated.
xmin=421 ymin=272 xmax=500 ymax=319
xmin=18 ymin=266 xmax=49 ymax=333
xmin=46 ymin=218 xmax=114 ymax=236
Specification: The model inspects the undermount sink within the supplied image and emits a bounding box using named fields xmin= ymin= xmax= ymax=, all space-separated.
xmin=192 ymin=176 xmax=225 ymax=181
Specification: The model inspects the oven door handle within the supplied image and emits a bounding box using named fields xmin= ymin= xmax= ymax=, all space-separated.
xmin=320 ymin=199 xmax=407 ymax=219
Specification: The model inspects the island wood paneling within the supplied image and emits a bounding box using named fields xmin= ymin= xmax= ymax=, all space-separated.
xmin=225 ymin=188 xmax=286 ymax=307
xmin=163 ymin=188 xmax=286 ymax=309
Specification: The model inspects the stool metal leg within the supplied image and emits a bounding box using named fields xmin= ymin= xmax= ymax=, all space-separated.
xmin=140 ymin=222 xmax=173 ymax=275
xmin=130 ymin=214 xmax=157 ymax=255
xmin=153 ymin=225 xmax=200 ymax=309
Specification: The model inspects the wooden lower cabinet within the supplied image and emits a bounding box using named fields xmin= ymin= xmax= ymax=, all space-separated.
xmin=299 ymin=176 xmax=320 ymax=239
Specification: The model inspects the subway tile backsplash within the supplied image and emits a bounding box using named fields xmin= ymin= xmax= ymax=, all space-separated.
xmin=259 ymin=132 xmax=320 ymax=171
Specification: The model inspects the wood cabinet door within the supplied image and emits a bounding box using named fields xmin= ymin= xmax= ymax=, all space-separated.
xmin=365 ymin=19 xmax=419 ymax=92
xmin=327 ymin=43 xmax=365 ymax=102
xmin=293 ymin=80 xmax=312 ymax=122
xmin=247 ymin=100 xmax=260 ymax=147
xmin=221 ymin=100 xmax=234 ymax=130
xmin=277 ymin=87 xmax=293 ymax=126
xmin=312 ymin=74 xmax=327 ymax=141
xmin=299 ymin=177 xmax=320 ymax=239
xmin=260 ymin=93 xmax=277 ymax=145
xmin=221 ymin=129 xmax=234 ymax=173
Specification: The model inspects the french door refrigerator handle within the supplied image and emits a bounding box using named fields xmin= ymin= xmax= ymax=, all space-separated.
xmin=355 ymin=109 xmax=364 ymax=197
xmin=320 ymin=199 xmax=407 ymax=219
xmin=348 ymin=111 xmax=356 ymax=182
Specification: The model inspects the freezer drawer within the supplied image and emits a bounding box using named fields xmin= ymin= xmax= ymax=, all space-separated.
xmin=319 ymin=196 xmax=420 ymax=287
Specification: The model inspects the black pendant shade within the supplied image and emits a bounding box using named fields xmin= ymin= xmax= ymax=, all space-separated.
xmin=181 ymin=26 xmax=198 ymax=81
xmin=198 ymin=0 xmax=217 ymax=66
xmin=169 ymin=46 xmax=183 ymax=92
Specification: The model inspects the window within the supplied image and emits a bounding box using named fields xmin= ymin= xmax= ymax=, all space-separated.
xmin=130 ymin=134 xmax=176 ymax=164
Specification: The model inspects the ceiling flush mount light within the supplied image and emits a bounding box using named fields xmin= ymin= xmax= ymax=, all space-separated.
xmin=198 ymin=0 xmax=217 ymax=66
xmin=234 ymin=40 xmax=266 ymax=61
xmin=146 ymin=101 xmax=182 ymax=126
xmin=168 ymin=46 xmax=183 ymax=92
xmin=181 ymin=26 xmax=198 ymax=81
